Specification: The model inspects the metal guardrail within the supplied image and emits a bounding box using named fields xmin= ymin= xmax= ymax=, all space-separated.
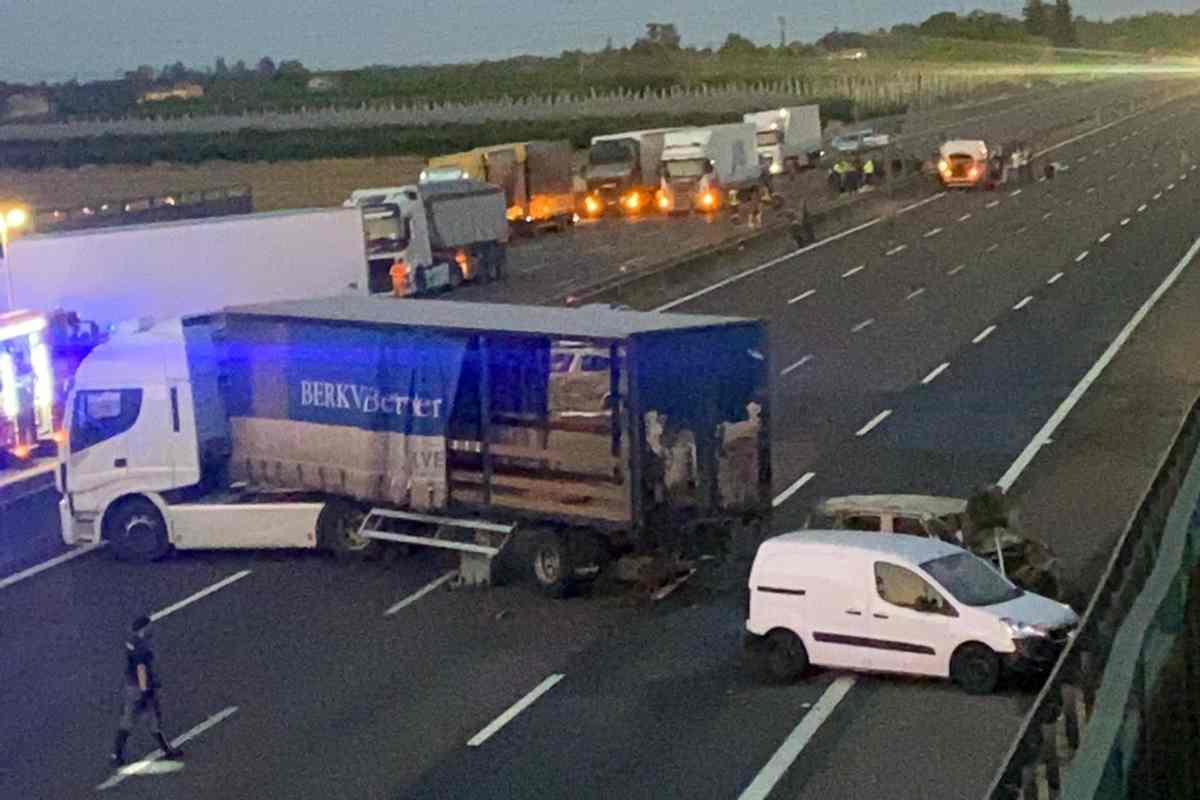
xmin=30 ymin=185 xmax=253 ymax=234
xmin=984 ymin=396 xmax=1200 ymax=800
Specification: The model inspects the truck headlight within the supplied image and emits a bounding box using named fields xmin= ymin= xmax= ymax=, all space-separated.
xmin=1002 ymin=618 xmax=1050 ymax=639
xmin=769 ymin=162 xmax=784 ymax=175
xmin=584 ymin=196 xmax=601 ymax=215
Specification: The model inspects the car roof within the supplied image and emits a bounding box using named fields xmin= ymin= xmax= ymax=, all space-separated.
xmin=815 ymin=494 xmax=967 ymax=517
xmin=759 ymin=529 xmax=964 ymax=564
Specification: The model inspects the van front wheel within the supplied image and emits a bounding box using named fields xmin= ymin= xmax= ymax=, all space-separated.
xmin=951 ymin=643 xmax=1000 ymax=694
xmin=765 ymin=630 xmax=809 ymax=682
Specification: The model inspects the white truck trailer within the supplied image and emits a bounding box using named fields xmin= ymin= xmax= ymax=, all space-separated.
xmin=743 ymin=106 xmax=824 ymax=175
xmin=658 ymin=123 xmax=762 ymax=214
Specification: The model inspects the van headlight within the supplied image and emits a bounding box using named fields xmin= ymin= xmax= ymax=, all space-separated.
xmin=1001 ymin=618 xmax=1050 ymax=638
xmin=769 ymin=162 xmax=783 ymax=175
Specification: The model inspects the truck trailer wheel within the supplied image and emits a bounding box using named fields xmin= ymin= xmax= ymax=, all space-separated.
xmin=317 ymin=500 xmax=379 ymax=560
xmin=106 ymin=497 xmax=171 ymax=563
xmin=531 ymin=530 xmax=577 ymax=598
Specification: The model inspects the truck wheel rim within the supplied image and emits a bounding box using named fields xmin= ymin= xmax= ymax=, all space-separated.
xmin=124 ymin=515 xmax=160 ymax=554
xmin=342 ymin=513 xmax=369 ymax=550
xmin=535 ymin=548 xmax=561 ymax=584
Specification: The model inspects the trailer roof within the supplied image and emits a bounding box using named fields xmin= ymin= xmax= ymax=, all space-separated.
xmin=195 ymin=295 xmax=758 ymax=340
xmin=15 ymin=206 xmax=354 ymax=242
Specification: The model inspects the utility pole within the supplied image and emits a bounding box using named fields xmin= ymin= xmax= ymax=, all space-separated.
xmin=778 ymin=16 xmax=786 ymax=48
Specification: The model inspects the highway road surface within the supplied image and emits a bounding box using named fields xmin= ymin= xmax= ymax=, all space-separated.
xmin=3 ymin=76 xmax=1200 ymax=800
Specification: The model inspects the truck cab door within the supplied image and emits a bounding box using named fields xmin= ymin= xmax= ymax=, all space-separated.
xmin=65 ymin=389 xmax=142 ymax=506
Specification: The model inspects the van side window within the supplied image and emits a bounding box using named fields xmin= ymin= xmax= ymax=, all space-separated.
xmin=875 ymin=562 xmax=949 ymax=614
xmin=843 ymin=514 xmax=881 ymax=532
xmin=892 ymin=516 xmax=928 ymax=537
xmin=71 ymin=390 xmax=143 ymax=453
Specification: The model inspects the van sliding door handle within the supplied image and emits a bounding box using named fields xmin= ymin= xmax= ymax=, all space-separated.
xmin=873 ymin=613 xmax=889 ymax=619
xmin=845 ymin=610 xmax=862 ymax=616
xmin=113 ymin=458 xmax=127 ymax=468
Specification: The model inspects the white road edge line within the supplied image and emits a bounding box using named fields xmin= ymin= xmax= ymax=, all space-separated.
xmin=736 ymin=676 xmax=856 ymax=800
xmin=1099 ymin=233 xmax=1112 ymax=243
xmin=924 ymin=227 xmax=943 ymax=238
xmin=788 ymin=289 xmax=816 ymax=304
xmin=467 ymin=674 xmax=565 ymax=747
xmin=921 ymin=362 xmax=950 ymax=385
xmin=1075 ymin=251 xmax=1090 ymax=263
xmin=973 ymin=325 xmax=998 ymax=344
xmin=773 ymin=472 xmax=816 ymax=508
xmin=385 ymin=570 xmax=457 ymax=616
xmin=1013 ymin=295 xmax=1034 ymax=310
xmin=997 ymin=232 xmax=1200 ymax=490
xmin=1048 ymin=272 xmax=1064 ymax=285
xmin=855 ymin=410 xmax=892 ymax=437
xmin=150 ymin=570 xmax=252 ymax=623
xmin=0 ymin=542 xmax=106 ymax=592
xmin=841 ymin=265 xmax=865 ymax=278
xmin=97 ymin=706 xmax=239 ymax=790
xmin=905 ymin=287 xmax=926 ymax=301
xmin=780 ymin=355 xmax=814 ymax=377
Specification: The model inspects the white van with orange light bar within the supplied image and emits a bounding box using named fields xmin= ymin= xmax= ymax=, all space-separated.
xmin=0 ymin=309 xmax=55 ymax=465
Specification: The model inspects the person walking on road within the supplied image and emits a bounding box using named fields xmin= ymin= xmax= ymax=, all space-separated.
xmin=111 ymin=615 xmax=183 ymax=767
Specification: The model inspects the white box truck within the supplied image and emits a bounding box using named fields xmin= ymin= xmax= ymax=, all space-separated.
xmin=582 ymin=128 xmax=678 ymax=217
xmin=743 ymin=106 xmax=824 ymax=175
xmin=658 ymin=123 xmax=762 ymax=214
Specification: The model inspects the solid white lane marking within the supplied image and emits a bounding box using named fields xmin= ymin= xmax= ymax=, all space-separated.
xmin=0 ymin=543 xmax=106 ymax=592
xmin=1120 ymin=218 xmax=1130 ymax=226
xmin=973 ymin=325 xmax=998 ymax=344
xmin=998 ymin=232 xmax=1200 ymax=490
xmin=97 ymin=706 xmax=239 ymax=790
xmin=468 ymin=674 xmax=565 ymax=747
xmin=150 ymin=570 xmax=252 ymax=623
xmin=788 ymin=289 xmax=816 ymax=304
xmin=886 ymin=245 xmax=907 ymax=256
xmin=773 ymin=472 xmax=816 ymax=507
xmin=905 ymin=287 xmax=926 ymax=301
xmin=1013 ymin=295 xmax=1034 ymax=310
xmin=924 ymin=227 xmax=943 ymax=238
xmin=736 ymin=676 xmax=856 ymax=800
xmin=851 ymin=318 xmax=875 ymax=333
xmin=841 ymin=265 xmax=865 ymax=278
xmin=1042 ymin=211 xmax=1053 ymax=220
xmin=1099 ymin=233 xmax=1112 ymax=243
xmin=958 ymin=213 xmax=972 ymax=222
xmin=855 ymin=410 xmax=892 ymax=437
xmin=1075 ymin=251 xmax=1090 ymax=263
xmin=986 ymin=243 xmax=1000 ymax=252
xmin=948 ymin=264 xmax=966 ymax=276
xmin=1138 ymin=204 xmax=1148 ymax=212
xmin=986 ymin=200 xmax=1000 ymax=209
xmin=385 ymin=571 xmax=456 ymax=616
xmin=921 ymin=362 xmax=950 ymax=384
xmin=781 ymin=355 xmax=814 ymax=376
xmin=1047 ymin=272 xmax=1064 ymax=285
xmin=1009 ymin=189 xmax=1022 ymax=197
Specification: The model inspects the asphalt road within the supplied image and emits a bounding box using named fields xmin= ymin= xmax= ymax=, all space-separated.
xmin=4 ymin=77 xmax=1200 ymax=800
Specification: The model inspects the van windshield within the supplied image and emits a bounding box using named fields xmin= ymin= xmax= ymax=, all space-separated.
xmin=921 ymin=552 xmax=1022 ymax=606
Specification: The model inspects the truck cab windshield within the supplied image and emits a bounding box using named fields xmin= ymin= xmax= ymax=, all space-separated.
xmin=363 ymin=215 xmax=408 ymax=255
xmin=663 ymin=159 xmax=709 ymax=179
xmin=921 ymin=552 xmax=1022 ymax=606
xmin=589 ymin=140 xmax=635 ymax=166
xmin=756 ymin=130 xmax=782 ymax=147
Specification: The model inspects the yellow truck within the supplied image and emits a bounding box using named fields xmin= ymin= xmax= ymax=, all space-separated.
xmin=422 ymin=141 xmax=576 ymax=234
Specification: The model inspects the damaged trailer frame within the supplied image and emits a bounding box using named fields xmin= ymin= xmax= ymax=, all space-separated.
xmin=58 ymin=296 xmax=771 ymax=597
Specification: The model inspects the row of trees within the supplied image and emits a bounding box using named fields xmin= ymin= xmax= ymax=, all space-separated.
xmin=1023 ymin=0 xmax=1077 ymax=47
xmin=123 ymin=57 xmax=311 ymax=87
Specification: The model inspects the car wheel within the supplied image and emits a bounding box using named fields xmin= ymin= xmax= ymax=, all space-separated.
xmin=765 ymin=629 xmax=809 ymax=682
xmin=950 ymin=643 xmax=1000 ymax=694
xmin=106 ymin=497 xmax=170 ymax=562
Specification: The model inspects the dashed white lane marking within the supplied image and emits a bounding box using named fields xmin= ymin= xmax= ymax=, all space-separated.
xmin=1107 ymin=174 xmax=1117 ymax=182
xmin=986 ymin=243 xmax=1000 ymax=252
xmin=1077 ymin=155 xmax=1087 ymax=162
xmin=886 ymin=244 xmax=907 ymax=256
xmin=788 ymin=289 xmax=816 ymax=304
xmin=1153 ymin=192 xmax=1162 ymax=200
xmin=1016 ymin=226 xmax=1027 ymax=234
xmin=385 ymin=571 xmax=457 ymax=616
xmin=924 ymin=227 xmax=943 ymax=238
xmin=0 ymin=542 xmax=106 ymax=592
xmin=97 ymin=706 xmax=239 ymax=790
xmin=921 ymin=362 xmax=950 ymax=384
xmin=905 ymin=287 xmax=926 ymax=301
xmin=736 ymin=677 xmax=857 ymax=800
xmin=972 ymin=325 xmax=998 ymax=344
xmin=1086 ymin=187 xmax=1096 ymax=194
xmin=1075 ymin=251 xmax=1090 ymax=263
xmin=1099 ymin=232 xmax=1112 ymax=243
xmin=468 ymin=674 xmax=565 ymax=747
xmin=1013 ymin=295 xmax=1034 ymax=310
xmin=1042 ymin=211 xmax=1053 ymax=220
xmin=855 ymin=410 xmax=893 ymax=437
xmin=851 ymin=318 xmax=875 ymax=333
xmin=1048 ymin=272 xmax=1065 ymax=285
xmin=986 ymin=200 xmax=1001 ymax=208
xmin=781 ymin=355 xmax=814 ymax=376
xmin=947 ymin=264 xmax=966 ymax=276
xmin=1121 ymin=218 xmax=1130 ymax=226
xmin=842 ymin=265 xmax=865 ymax=278
xmin=997 ymin=232 xmax=1200 ymax=491
xmin=773 ymin=472 xmax=816 ymax=507
xmin=1138 ymin=204 xmax=1148 ymax=212
xmin=1093 ymin=149 xmax=1102 ymax=156
xmin=958 ymin=213 xmax=972 ymax=222
xmin=1009 ymin=188 xmax=1022 ymax=197
xmin=1038 ymin=176 xmax=1047 ymax=182
xmin=150 ymin=571 xmax=252 ymax=623
xmin=1167 ymin=183 xmax=1176 ymax=191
